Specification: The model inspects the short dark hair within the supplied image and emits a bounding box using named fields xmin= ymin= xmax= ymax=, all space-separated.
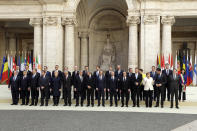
xmin=157 ymin=68 xmax=161 ymax=71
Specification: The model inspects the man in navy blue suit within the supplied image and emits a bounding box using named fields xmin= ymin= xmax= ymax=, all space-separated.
xmin=115 ymin=65 xmax=123 ymax=101
xmin=150 ymin=66 xmax=157 ymax=101
xmin=96 ymin=70 xmax=106 ymax=107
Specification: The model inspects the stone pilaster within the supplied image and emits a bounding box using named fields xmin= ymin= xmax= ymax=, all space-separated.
xmin=161 ymin=16 xmax=175 ymax=61
xmin=140 ymin=15 xmax=160 ymax=72
xmin=126 ymin=16 xmax=140 ymax=69
xmin=29 ymin=18 xmax=43 ymax=63
xmin=62 ymin=17 xmax=77 ymax=71
xmin=79 ymin=31 xmax=89 ymax=69
xmin=43 ymin=16 xmax=63 ymax=71
xmin=8 ymin=33 xmax=16 ymax=53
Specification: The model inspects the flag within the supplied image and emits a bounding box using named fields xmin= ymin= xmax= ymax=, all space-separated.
xmin=183 ymin=55 xmax=186 ymax=70
xmin=161 ymin=54 xmax=165 ymax=70
xmin=24 ymin=55 xmax=27 ymax=67
xmin=1 ymin=59 xmax=8 ymax=83
xmin=10 ymin=56 xmax=13 ymax=72
xmin=193 ymin=54 xmax=197 ymax=86
xmin=20 ymin=54 xmax=25 ymax=71
xmin=27 ymin=54 xmax=30 ymax=66
xmin=157 ymin=54 xmax=161 ymax=68
xmin=0 ymin=56 xmax=6 ymax=81
xmin=29 ymin=55 xmax=32 ymax=72
xmin=7 ymin=54 xmax=12 ymax=84
xmin=175 ymin=52 xmax=177 ymax=70
xmin=187 ymin=55 xmax=193 ymax=86
xmin=171 ymin=54 xmax=173 ymax=69
xmin=13 ymin=56 xmax=16 ymax=71
xmin=36 ymin=55 xmax=41 ymax=74
xmin=17 ymin=55 xmax=20 ymax=67
xmin=177 ymin=51 xmax=181 ymax=74
xmin=33 ymin=57 xmax=35 ymax=69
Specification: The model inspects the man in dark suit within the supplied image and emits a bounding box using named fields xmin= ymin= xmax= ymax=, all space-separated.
xmin=120 ymin=72 xmax=130 ymax=107
xmin=162 ymin=63 xmax=173 ymax=101
xmin=29 ymin=68 xmax=40 ymax=106
xmin=169 ymin=68 xmax=181 ymax=109
xmin=86 ymin=72 xmax=95 ymax=107
xmin=44 ymin=66 xmax=52 ymax=99
xmin=93 ymin=66 xmax=100 ymax=100
xmin=127 ymin=68 xmax=134 ymax=101
xmin=115 ymin=65 xmax=123 ymax=101
xmin=51 ymin=72 xmax=61 ymax=106
xmin=155 ymin=68 xmax=167 ymax=108
xmin=108 ymin=71 xmax=118 ymax=107
xmin=39 ymin=70 xmax=50 ymax=106
xmin=105 ymin=66 xmax=113 ymax=100
xmin=16 ymin=66 xmax=23 ymax=99
xmin=75 ymin=71 xmax=86 ymax=107
xmin=25 ymin=65 xmax=32 ymax=79
xmin=96 ymin=70 xmax=106 ymax=107
xmin=8 ymin=71 xmax=20 ymax=105
xmin=72 ymin=66 xmax=79 ymax=99
xmin=20 ymin=71 xmax=30 ymax=105
xmin=150 ymin=66 xmax=157 ymax=101
xmin=52 ymin=65 xmax=62 ymax=78
xmin=82 ymin=66 xmax=89 ymax=99
xmin=63 ymin=71 xmax=72 ymax=106
xmin=132 ymin=68 xmax=142 ymax=107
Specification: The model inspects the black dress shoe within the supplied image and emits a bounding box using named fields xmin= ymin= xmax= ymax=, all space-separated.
xmin=11 ymin=103 xmax=14 ymax=105
xmin=81 ymin=104 xmax=83 ymax=107
xmin=155 ymin=105 xmax=158 ymax=107
xmin=137 ymin=105 xmax=140 ymax=107
xmin=25 ymin=103 xmax=29 ymax=105
xmin=176 ymin=106 xmax=179 ymax=109
xmin=102 ymin=105 xmax=105 ymax=107
xmin=170 ymin=106 xmax=173 ymax=108
xmin=63 ymin=104 xmax=67 ymax=106
xmin=97 ymin=105 xmax=100 ymax=107
xmin=29 ymin=104 xmax=34 ymax=106
xmin=126 ymin=105 xmax=128 ymax=107
xmin=75 ymin=104 xmax=79 ymax=107
xmin=40 ymin=104 xmax=44 ymax=106
xmin=132 ymin=105 xmax=136 ymax=107
xmin=21 ymin=104 xmax=25 ymax=105
xmin=92 ymin=105 xmax=94 ymax=107
xmin=86 ymin=105 xmax=90 ymax=107
xmin=161 ymin=105 xmax=164 ymax=108
xmin=110 ymin=104 xmax=113 ymax=107
xmin=53 ymin=104 xmax=56 ymax=106
xmin=121 ymin=105 xmax=124 ymax=107
xmin=115 ymin=105 xmax=118 ymax=107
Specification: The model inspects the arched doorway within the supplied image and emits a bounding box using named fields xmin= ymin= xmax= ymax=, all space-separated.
xmin=76 ymin=0 xmax=128 ymax=71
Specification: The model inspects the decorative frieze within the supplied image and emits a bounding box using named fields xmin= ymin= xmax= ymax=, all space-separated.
xmin=161 ymin=16 xmax=175 ymax=25
xmin=126 ymin=16 xmax=140 ymax=26
xmin=43 ymin=17 xmax=58 ymax=26
xmin=29 ymin=18 xmax=42 ymax=26
xmin=62 ymin=17 xmax=77 ymax=26
xmin=143 ymin=15 xmax=158 ymax=24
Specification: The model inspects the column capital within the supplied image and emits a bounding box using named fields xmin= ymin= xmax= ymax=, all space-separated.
xmin=126 ymin=16 xmax=140 ymax=26
xmin=62 ymin=17 xmax=77 ymax=26
xmin=43 ymin=16 xmax=58 ymax=26
xmin=161 ymin=16 xmax=175 ymax=25
xmin=29 ymin=18 xmax=42 ymax=26
xmin=79 ymin=31 xmax=89 ymax=38
xmin=143 ymin=15 xmax=159 ymax=25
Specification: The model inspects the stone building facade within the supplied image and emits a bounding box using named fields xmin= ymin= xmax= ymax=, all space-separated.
xmin=0 ymin=0 xmax=197 ymax=72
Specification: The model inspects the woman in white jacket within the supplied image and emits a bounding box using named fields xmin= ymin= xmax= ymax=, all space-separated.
xmin=143 ymin=72 xmax=154 ymax=108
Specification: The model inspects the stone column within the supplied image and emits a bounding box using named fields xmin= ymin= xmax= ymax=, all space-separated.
xmin=43 ymin=16 xmax=63 ymax=71
xmin=79 ymin=31 xmax=89 ymax=69
xmin=8 ymin=34 xmax=16 ymax=53
xmin=62 ymin=17 xmax=76 ymax=72
xmin=161 ymin=16 xmax=175 ymax=60
xmin=141 ymin=15 xmax=160 ymax=72
xmin=127 ymin=16 xmax=140 ymax=69
xmin=29 ymin=18 xmax=42 ymax=60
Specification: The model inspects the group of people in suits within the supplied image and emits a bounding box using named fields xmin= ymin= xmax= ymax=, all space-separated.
xmin=8 ymin=63 xmax=186 ymax=109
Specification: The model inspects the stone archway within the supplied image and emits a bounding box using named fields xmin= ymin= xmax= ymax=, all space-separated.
xmin=75 ymin=0 xmax=129 ymax=71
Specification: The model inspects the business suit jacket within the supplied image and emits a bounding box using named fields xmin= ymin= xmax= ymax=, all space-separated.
xmin=162 ymin=69 xmax=173 ymax=87
xmin=127 ymin=72 xmax=134 ymax=89
xmin=150 ymin=71 xmax=157 ymax=80
xmin=72 ymin=70 xmax=79 ymax=86
xmin=63 ymin=75 xmax=72 ymax=91
xmin=155 ymin=74 xmax=167 ymax=87
xmin=9 ymin=75 xmax=20 ymax=91
xmin=109 ymin=77 xmax=118 ymax=91
xmin=105 ymin=70 xmax=112 ymax=89
xmin=133 ymin=73 xmax=142 ymax=89
xmin=75 ymin=75 xmax=85 ymax=92
xmin=96 ymin=75 xmax=106 ymax=91
xmin=20 ymin=76 xmax=29 ymax=90
xmin=30 ymin=73 xmax=40 ymax=89
xmin=51 ymin=77 xmax=61 ymax=96
xmin=85 ymin=75 xmax=95 ymax=89
xmin=39 ymin=75 xmax=50 ymax=89
xmin=52 ymin=70 xmax=62 ymax=79
xmin=120 ymin=76 xmax=130 ymax=91
xmin=169 ymin=74 xmax=181 ymax=90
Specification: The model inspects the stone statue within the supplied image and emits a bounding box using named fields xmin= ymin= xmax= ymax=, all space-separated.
xmin=100 ymin=34 xmax=116 ymax=71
